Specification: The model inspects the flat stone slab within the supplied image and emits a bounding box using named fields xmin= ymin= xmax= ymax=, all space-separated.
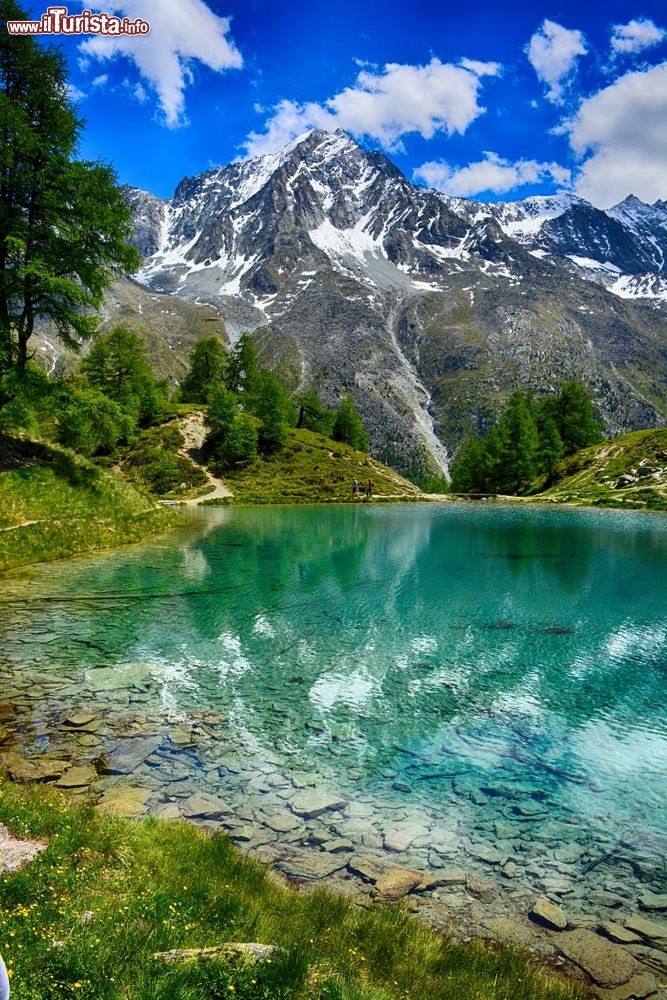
xmin=466 ymin=874 xmax=497 ymax=903
xmin=290 ymin=792 xmax=346 ymax=819
xmin=383 ymin=822 xmax=429 ymax=853
xmin=467 ymin=844 xmax=503 ymax=865
xmin=261 ymin=813 xmax=303 ymax=833
xmin=8 ymin=758 xmax=69 ymax=782
xmin=55 ymin=764 xmax=98 ymax=789
xmin=96 ymin=787 xmax=151 ymax=818
xmin=639 ymin=894 xmax=667 ymax=913
xmin=277 ymin=852 xmax=347 ymax=880
xmin=590 ymin=971 xmax=659 ymax=1000
xmin=180 ymin=793 xmax=229 ymax=820
xmin=375 ymin=868 xmax=423 ymax=901
xmin=599 ymin=923 xmax=643 ymax=945
xmin=348 ymin=854 xmax=387 ymax=883
xmin=482 ymin=917 xmax=537 ymax=948
xmin=557 ymin=929 xmax=639 ymax=987
xmin=322 ymin=839 xmax=355 ymax=854
xmin=153 ymin=802 xmax=182 ymax=821
xmin=98 ymin=737 xmax=162 ymax=776
xmin=63 ymin=713 xmax=97 ymax=729
xmin=427 ymin=866 xmax=467 ymax=886
xmin=530 ymin=897 xmax=568 ymax=930
xmin=624 ymin=916 xmax=667 ymax=945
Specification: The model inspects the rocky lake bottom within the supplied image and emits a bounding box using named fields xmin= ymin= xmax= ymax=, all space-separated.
xmin=0 ymin=503 xmax=666 ymax=998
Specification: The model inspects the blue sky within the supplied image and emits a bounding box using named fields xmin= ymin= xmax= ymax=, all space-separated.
xmin=32 ymin=0 xmax=667 ymax=207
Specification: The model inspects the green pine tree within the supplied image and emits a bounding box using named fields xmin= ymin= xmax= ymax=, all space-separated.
xmin=555 ymin=381 xmax=604 ymax=455
xmin=205 ymin=384 xmax=239 ymax=456
xmin=0 ymin=2 xmax=138 ymax=405
xmin=495 ymin=391 xmax=539 ymax=494
xmin=179 ymin=337 xmax=226 ymax=403
xmin=535 ymin=406 xmax=564 ymax=476
xmin=224 ymin=332 xmax=261 ymax=406
xmin=294 ymin=389 xmax=333 ymax=435
xmin=450 ymin=437 xmax=487 ymax=493
xmin=332 ymin=395 xmax=369 ymax=451
xmin=221 ymin=413 xmax=259 ymax=468
xmin=254 ymin=370 xmax=293 ymax=453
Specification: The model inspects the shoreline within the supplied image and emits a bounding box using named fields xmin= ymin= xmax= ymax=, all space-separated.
xmin=0 ymin=701 xmax=665 ymax=1000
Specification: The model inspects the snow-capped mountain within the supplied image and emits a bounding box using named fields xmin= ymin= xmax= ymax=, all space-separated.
xmin=442 ymin=191 xmax=667 ymax=300
xmin=122 ymin=129 xmax=667 ymax=475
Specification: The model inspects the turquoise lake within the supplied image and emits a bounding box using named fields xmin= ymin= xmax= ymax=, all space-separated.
xmin=1 ymin=503 xmax=666 ymax=914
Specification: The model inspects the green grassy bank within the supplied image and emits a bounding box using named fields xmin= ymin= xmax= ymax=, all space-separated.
xmin=530 ymin=427 xmax=667 ymax=511
xmin=211 ymin=429 xmax=423 ymax=505
xmin=0 ymin=435 xmax=181 ymax=573
xmin=0 ymin=780 xmax=585 ymax=1000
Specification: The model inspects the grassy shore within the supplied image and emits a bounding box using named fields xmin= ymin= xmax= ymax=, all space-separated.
xmin=0 ymin=435 xmax=181 ymax=573
xmin=0 ymin=780 xmax=586 ymax=1000
xmin=210 ymin=429 xmax=423 ymax=505
xmin=529 ymin=428 xmax=667 ymax=511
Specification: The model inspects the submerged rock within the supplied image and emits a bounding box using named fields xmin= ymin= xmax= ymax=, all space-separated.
xmin=98 ymin=737 xmax=162 ymax=776
xmin=180 ymin=793 xmax=229 ymax=820
xmin=639 ymin=894 xmax=667 ymax=913
xmin=599 ymin=923 xmax=643 ymax=945
xmin=96 ymin=786 xmax=151 ymax=818
xmin=530 ymin=897 xmax=568 ymax=930
xmin=589 ymin=971 xmax=659 ymax=1000
xmin=623 ymin=915 xmax=667 ymax=946
xmin=375 ymin=868 xmax=423 ymax=901
xmin=8 ymin=758 xmax=69 ymax=782
xmin=277 ymin=851 xmax=347 ymax=880
xmin=466 ymin=874 xmax=497 ymax=903
xmin=557 ymin=928 xmax=639 ymax=986
xmin=467 ymin=843 xmax=503 ymax=865
xmin=63 ymin=713 xmax=97 ymax=729
xmin=55 ymin=764 xmax=98 ymax=789
xmin=0 ymin=704 xmax=16 ymax=724
xmin=290 ymin=792 xmax=346 ymax=819
xmin=348 ymin=854 xmax=387 ymax=883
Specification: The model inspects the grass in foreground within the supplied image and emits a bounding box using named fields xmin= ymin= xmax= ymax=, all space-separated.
xmin=215 ymin=429 xmax=422 ymax=505
xmin=0 ymin=781 xmax=586 ymax=1000
xmin=0 ymin=435 xmax=181 ymax=572
xmin=531 ymin=427 xmax=667 ymax=511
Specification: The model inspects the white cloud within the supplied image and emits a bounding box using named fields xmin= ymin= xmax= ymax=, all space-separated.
xmin=414 ymin=151 xmax=570 ymax=197
xmin=244 ymin=58 xmax=496 ymax=158
xmin=133 ymin=82 xmax=148 ymax=104
xmin=79 ymin=0 xmax=242 ymax=128
xmin=561 ymin=62 xmax=667 ymax=207
xmin=610 ymin=18 xmax=665 ymax=55
xmin=458 ymin=58 xmax=502 ymax=77
xmin=527 ymin=19 xmax=587 ymax=103
xmin=91 ymin=74 xmax=108 ymax=87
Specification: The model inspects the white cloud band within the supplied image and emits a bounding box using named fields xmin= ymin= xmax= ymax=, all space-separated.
xmin=244 ymin=57 xmax=499 ymax=158
xmin=414 ymin=152 xmax=571 ymax=197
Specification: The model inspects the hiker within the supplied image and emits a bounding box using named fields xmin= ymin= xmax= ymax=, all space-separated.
xmin=352 ymin=477 xmax=359 ymax=498
xmin=366 ymin=479 xmax=374 ymax=498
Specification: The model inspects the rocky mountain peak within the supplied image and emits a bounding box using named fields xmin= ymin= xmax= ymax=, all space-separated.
xmin=119 ymin=129 xmax=667 ymax=479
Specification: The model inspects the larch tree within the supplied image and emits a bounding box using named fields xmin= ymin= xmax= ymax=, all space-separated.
xmin=0 ymin=0 xmax=138 ymax=406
